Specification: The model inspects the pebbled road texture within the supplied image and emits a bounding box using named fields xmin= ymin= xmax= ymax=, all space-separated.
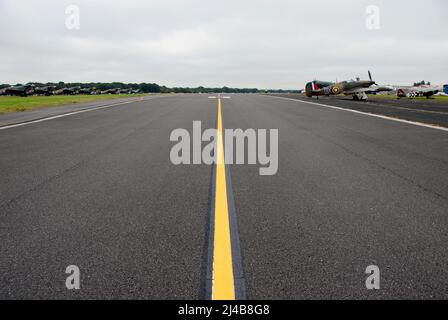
xmin=1 ymin=94 xmax=448 ymax=299
xmin=0 ymin=96 xmax=159 ymax=128
xmin=269 ymin=94 xmax=448 ymax=128
xmin=0 ymin=95 xmax=214 ymax=299
xmin=223 ymin=94 xmax=448 ymax=299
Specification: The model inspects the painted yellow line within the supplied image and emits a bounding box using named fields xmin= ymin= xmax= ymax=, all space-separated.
xmin=212 ymin=95 xmax=235 ymax=300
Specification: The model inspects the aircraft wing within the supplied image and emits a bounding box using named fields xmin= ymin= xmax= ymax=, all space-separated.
xmin=314 ymin=81 xmax=334 ymax=88
xmin=343 ymin=87 xmax=373 ymax=95
xmin=344 ymin=85 xmax=393 ymax=95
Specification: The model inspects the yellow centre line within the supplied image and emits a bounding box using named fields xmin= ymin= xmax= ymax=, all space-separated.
xmin=212 ymin=95 xmax=235 ymax=300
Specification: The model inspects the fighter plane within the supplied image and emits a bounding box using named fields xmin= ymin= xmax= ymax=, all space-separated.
xmin=100 ymin=88 xmax=120 ymax=95
xmin=305 ymin=71 xmax=387 ymax=101
xmin=364 ymin=84 xmax=394 ymax=95
xmin=53 ymin=87 xmax=81 ymax=95
xmin=79 ymin=87 xmax=94 ymax=95
xmin=397 ymin=84 xmax=441 ymax=99
xmin=3 ymin=84 xmax=35 ymax=97
xmin=34 ymin=86 xmax=56 ymax=96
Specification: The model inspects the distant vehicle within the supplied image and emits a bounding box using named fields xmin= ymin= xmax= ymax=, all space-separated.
xmin=4 ymin=84 xmax=35 ymax=97
xmin=364 ymin=84 xmax=394 ymax=95
xmin=69 ymin=87 xmax=81 ymax=95
xmin=53 ymin=87 xmax=81 ymax=95
xmin=305 ymin=71 xmax=379 ymax=101
xmin=100 ymin=88 xmax=120 ymax=95
xmin=53 ymin=89 xmax=65 ymax=95
xmin=0 ymin=88 xmax=7 ymax=96
xmin=34 ymin=86 xmax=56 ymax=96
xmin=79 ymin=88 xmax=94 ymax=95
xmin=397 ymin=84 xmax=441 ymax=99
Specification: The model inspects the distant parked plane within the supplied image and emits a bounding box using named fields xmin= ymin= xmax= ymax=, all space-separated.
xmin=79 ymin=87 xmax=94 ymax=95
xmin=34 ymin=86 xmax=56 ymax=96
xmin=3 ymin=84 xmax=34 ymax=97
xmin=397 ymin=84 xmax=441 ymax=99
xmin=53 ymin=87 xmax=81 ymax=95
xmin=101 ymin=88 xmax=121 ymax=95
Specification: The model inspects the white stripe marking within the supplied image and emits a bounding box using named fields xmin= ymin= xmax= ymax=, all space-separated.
xmin=265 ymin=95 xmax=448 ymax=132
xmin=0 ymin=100 xmax=139 ymax=131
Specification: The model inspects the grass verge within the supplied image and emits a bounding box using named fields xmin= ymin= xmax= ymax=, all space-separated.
xmin=368 ymin=94 xmax=448 ymax=102
xmin=0 ymin=94 xmax=147 ymax=115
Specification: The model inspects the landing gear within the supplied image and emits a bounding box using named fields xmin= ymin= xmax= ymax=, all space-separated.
xmin=353 ymin=92 xmax=368 ymax=101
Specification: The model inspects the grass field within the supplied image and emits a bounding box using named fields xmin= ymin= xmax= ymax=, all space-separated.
xmin=368 ymin=94 xmax=448 ymax=102
xmin=0 ymin=94 xmax=147 ymax=115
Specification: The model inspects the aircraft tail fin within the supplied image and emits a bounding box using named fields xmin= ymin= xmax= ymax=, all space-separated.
xmin=305 ymin=81 xmax=318 ymax=97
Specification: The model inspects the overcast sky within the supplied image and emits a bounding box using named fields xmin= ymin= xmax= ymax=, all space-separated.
xmin=0 ymin=0 xmax=447 ymax=88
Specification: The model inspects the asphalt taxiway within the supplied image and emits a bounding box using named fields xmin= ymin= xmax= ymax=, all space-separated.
xmin=1 ymin=94 xmax=447 ymax=299
xmin=270 ymin=94 xmax=448 ymax=128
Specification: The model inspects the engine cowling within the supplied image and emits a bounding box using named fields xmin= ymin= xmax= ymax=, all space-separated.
xmin=330 ymin=84 xmax=343 ymax=95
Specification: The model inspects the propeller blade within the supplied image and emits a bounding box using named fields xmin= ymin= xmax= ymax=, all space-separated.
xmin=368 ymin=70 xmax=373 ymax=82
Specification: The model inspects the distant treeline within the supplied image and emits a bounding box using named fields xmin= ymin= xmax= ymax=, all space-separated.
xmin=413 ymin=80 xmax=431 ymax=86
xmin=0 ymin=82 xmax=300 ymax=94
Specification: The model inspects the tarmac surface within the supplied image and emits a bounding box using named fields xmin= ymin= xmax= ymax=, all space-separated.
xmin=271 ymin=93 xmax=448 ymax=128
xmin=0 ymin=94 xmax=447 ymax=299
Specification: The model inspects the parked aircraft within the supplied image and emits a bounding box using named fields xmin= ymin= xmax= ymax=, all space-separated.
xmin=79 ymin=87 xmax=94 ymax=95
xmin=305 ymin=71 xmax=386 ymax=101
xmin=397 ymin=85 xmax=441 ymax=99
xmin=3 ymin=84 xmax=35 ymax=97
xmin=101 ymin=88 xmax=121 ymax=95
xmin=34 ymin=86 xmax=56 ymax=96
xmin=0 ymin=83 xmax=146 ymax=97
xmin=364 ymin=84 xmax=394 ymax=95
xmin=53 ymin=87 xmax=81 ymax=95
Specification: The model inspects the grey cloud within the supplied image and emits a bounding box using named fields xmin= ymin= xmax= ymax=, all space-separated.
xmin=0 ymin=0 xmax=446 ymax=88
